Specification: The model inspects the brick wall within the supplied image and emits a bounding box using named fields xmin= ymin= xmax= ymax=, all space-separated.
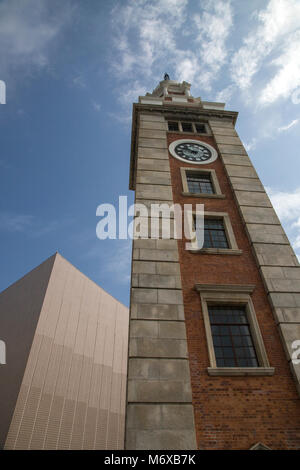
xmin=168 ymin=132 xmax=300 ymax=450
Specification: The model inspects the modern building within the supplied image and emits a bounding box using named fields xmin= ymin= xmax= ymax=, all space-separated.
xmin=0 ymin=252 xmax=129 ymax=449
xmin=126 ymin=78 xmax=300 ymax=450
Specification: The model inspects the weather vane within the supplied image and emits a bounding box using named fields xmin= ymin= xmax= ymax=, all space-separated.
xmin=164 ymin=73 xmax=170 ymax=81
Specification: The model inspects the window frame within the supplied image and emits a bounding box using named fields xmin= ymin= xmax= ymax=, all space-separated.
xmin=167 ymin=121 xmax=180 ymax=132
xmin=187 ymin=211 xmax=242 ymax=255
xmin=208 ymin=304 xmax=259 ymax=367
xmin=195 ymin=284 xmax=274 ymax=376
xmin=167 ymin=120 xmax=210 ymax=135
xmin=180 ymin=168 xmax=225 ymax=199
xmin=181 ymin=121 xmax=194 ymax=133
xmin=203 ymin=218 xmax=230 ymax=250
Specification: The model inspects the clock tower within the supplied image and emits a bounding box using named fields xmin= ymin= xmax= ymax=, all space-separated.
xmin=126 ymin=78 xmax=300 ymax=450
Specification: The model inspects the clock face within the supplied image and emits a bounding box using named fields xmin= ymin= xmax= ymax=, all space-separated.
xmin=174 ymin=142 xmax=212 ymax=162
xmin=169 ymin=139 xmax=218 ymax=165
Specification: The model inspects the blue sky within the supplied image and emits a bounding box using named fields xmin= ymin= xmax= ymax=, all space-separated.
xmin=1 ymin=0 xmax=300 ymax=307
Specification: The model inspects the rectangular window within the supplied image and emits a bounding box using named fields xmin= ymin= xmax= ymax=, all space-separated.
xmin=186 ymin=172 xmax=214 ymax=194
xmin=195 ymin=123 xmax=206 ymax=133
xmin=168 ymin=121 xmax=210 ymax=134
xmin=168 ymin=121 xmax=179 ymax=131
xmin=208 ymin=305 xmax=259 ymax=368
xmin=180 ymin=168 xmax=224 ymax=199
xmin=204 ymin=219 xmax=229 ymax=249
xmin=181 ymin=122 xmax=193 ymax=132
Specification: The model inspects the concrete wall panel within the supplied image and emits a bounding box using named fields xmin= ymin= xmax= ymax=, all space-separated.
xmin=3 ymin=253 xmax=129 ymax=449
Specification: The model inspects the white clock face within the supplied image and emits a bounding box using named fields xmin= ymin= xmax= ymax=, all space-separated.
xmin=169 ymin=139 xmax=218 ymax=164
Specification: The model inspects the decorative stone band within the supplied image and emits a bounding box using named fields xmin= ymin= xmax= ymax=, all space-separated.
xmin=209 ymin=118 xmax=300 ymax=395
xmin=126 ymin=112 xmax=197 ymax=450
xmin=195 ymin=284 xmax=255 ymax=293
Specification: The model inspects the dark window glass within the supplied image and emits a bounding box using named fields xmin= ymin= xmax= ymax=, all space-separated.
xmin=186 ymin=172 xmax=214 ymax=194
xmin=168 ymin=121 xmax=179 ymax=131
xmin=195 ymin=123 xmax=206 ymax=133
xmin=203 ymin=218 xmax=229 ymax=249
xmin=208 ymin=305 xmax=259 ymax=367
xmin=181 ymin=122 xmax=193 ymax=132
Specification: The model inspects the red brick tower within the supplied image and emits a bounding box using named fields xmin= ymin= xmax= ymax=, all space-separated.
xmin=126 ymin=78 xmax=300 ymax=450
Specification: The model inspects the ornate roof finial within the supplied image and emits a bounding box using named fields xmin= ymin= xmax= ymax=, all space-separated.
xmin=164 ymin=73 xmax=170 ymax=81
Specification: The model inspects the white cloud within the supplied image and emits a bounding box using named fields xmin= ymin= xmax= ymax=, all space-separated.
xmin=0 ymin=211 xmax=65 ymax=238
xmin=83 ymin=238 xmax=132 ymax=285
xmin=267 ymin=187 xmax=300 ymax=221
xmin=92 ymin=101 xmax=101 ymax=112
xmin=266 ymin=186 xmax=300 ymax=257
xmin=174 ymin=53 xmax=203 ymax=86
xmin=244 ymin=138 xmax=258 ymax=152
xmin=194 ymin=1 xmax=233 ymax=67
xmin=118 ymin=80 xmax=147 ymax=106
xmin=174 ymin=0 xmax=233 ymax=90
xmin=0 ymin=0 xmax=73 ymax=78
xmin=72 ymin=75 xmax=86 ymax=89
xmin=110 ymin=0 xmax=233 ymax=105
xmin=215 ymin=84 xmax=235 ymax=103
xmin=242 ymin=115 xmax=299 ymax=152
xmin=0 ymin=213 xmax=34 ymax=232
xmin=231 ymin=0 xmax=300 ymax=98
xmin=111 ymin=0 xmax=187 ymax=75
xmin=104 ymin=240 xmax=132 ymax=284
xmin=260 ymin=31 xmax=300 ymax=104
xmin=278 ymin=118 xmax=299 ymax=132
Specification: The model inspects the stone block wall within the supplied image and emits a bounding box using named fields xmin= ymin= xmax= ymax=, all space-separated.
xmin=126 ymin=113 xmax=197 ymax=450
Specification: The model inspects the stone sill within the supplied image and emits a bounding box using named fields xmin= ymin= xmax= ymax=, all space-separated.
xmin=182 ymin=192 xmax=225 ymax=199
xmin=189 ymin=248 xmax=242 ymax=255
xmin=195 ymin=284 xmax=255 ymax=294
xmin=207 ymin=367 xmax=275 ymax=377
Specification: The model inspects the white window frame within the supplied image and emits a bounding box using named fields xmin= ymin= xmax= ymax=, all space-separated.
xmin=188 ymin=211 xmax=242 ymax=255
xmin=167 ymin=120 xmax=210 ymax=135
xmin=180 ymin=167 xmax=225 ymax=199
xmin=195 ymin=284 xmax=274 ymax=376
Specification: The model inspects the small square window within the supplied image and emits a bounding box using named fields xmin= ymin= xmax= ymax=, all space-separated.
xmin=195 ymin=123 xmax=206 ymax=133
xmin=186 ymin=172 xmax=214 ymax=195
xmin=168 ymin=121 xmax=179 ymax=131
xmin=181 ymin=122 xmax=193 ymax=132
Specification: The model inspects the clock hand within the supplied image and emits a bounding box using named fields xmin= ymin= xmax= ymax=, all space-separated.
xmin=183 ymin=147 xmax=204 ymax=159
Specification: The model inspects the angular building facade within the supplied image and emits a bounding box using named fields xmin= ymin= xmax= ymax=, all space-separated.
xmin=126 ymin=79 xmax=300 ymax=450
xmin=0 ymin=253 xmax=129 ymax=449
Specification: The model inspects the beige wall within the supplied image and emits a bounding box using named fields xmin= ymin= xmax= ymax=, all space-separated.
xmin=0 ymin=254 xmax=55 ymax=448
xmin=3 ymin=253 xmax=129 ymax=449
